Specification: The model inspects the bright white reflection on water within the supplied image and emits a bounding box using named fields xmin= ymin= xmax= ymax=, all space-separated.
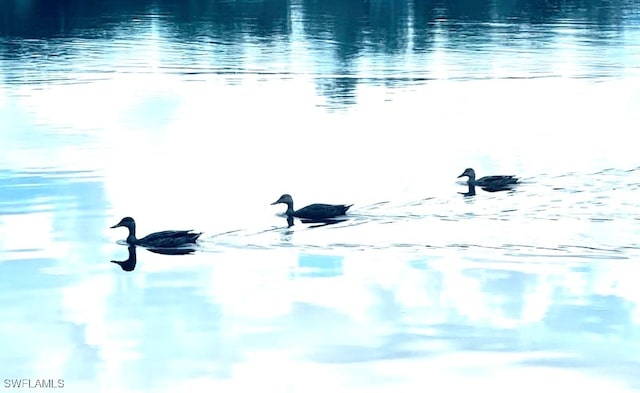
xmin=1 ymin=0 xmax=640 ymax=392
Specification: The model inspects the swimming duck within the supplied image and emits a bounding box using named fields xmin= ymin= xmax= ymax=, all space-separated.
xmin=457 ymin=168 xmax=518 ymax=190
xmin=271 ymin=194 xmax=353 ymax=219
xmin=110 ymin=217 xmax=201 ymax=248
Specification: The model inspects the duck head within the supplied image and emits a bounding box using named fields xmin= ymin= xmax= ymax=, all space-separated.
xmin=457 ymin=168 xmax=476 ymax=179
xmin=110 ymin=216 xmax=136 ymax=230
xmin=271 ymin=194 xmax=293 ymax=206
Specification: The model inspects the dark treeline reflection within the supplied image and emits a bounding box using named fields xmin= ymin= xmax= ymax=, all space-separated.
xmin=0 ymin=0 xmax=291 ymax=39
xmin=160 ymin=0 xmax=291 ymax=45
xmin=0 ymin=0 xmax=636 ymax=106
xmin=0 ymin=0 xmax=147 ymax=38
xmin=0 ymin=0 xmax=633 ymax=43
xmin=300 ymin=0 xmax=369 ymax=107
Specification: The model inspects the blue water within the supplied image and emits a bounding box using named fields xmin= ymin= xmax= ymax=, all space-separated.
xmin=1 ymin=1 xmax=640 ymax=391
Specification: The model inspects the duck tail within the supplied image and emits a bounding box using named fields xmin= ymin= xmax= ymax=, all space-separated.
xmin=188 ymin=232 xmax=203 ymax=242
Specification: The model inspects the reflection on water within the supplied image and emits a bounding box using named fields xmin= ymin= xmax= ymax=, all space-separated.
xmin=111 ymin=245 xmax=197 ymax=272
xmin=1 ymin=0 xmax=640 ymax=391
xmin=111 ymin=246 xmax=138 ymax=271
xmin=1 ymin=0 xmax=639 ymax=107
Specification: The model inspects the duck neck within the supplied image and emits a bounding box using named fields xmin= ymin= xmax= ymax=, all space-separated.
xmin=285 ymin=201 xmax=295 ymax=216
xmin=466 ymin=173 xmax=477 ymax=185
xmin=125 ymin=224 xmax=138 ymax=244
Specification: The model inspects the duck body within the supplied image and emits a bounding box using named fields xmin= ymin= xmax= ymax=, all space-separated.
xmin=135 ymin=230 xmax=201 ymax=248
xmin=457 ymin=168 xmax=518 ymax=190
xmin=292 ymin=203 xmax=352 ymax=219
xmin=271 ymin=194 xmax=352 ymax=219
xmin=110 ymin=217 xmax=201 ymax=248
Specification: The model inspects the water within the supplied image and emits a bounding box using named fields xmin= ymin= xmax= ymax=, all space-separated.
xmin=1 ymin=0 xmax=640 ymax=391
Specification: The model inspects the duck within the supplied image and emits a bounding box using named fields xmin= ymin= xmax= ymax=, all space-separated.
xmin=271 ymin=194 xmax=353 ymax=219
xmin=457 ymin=168 xmax=518 ymax=190
xmin=110 ymin=216 xmax=201 ymax=248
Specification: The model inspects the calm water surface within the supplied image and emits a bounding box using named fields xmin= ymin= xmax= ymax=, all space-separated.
xmin=1 ymin=1 xmax=640 ymax=391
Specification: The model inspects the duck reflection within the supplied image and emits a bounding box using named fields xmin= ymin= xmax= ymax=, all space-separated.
xmin=111 ymin=246 xmax=137 ymax=272
xmin=458 ymin=183 xmax=518 ymax=197
xmin=459 ymin=184 xmax=477 ymax=197
xmin=482 ymin=185 xmax=517 ymax=192
xmin=285 ymin=215 xmax=349 ymax=228
xmin=111 ymin=245 xmax=196 ymax=272
xmin=301 ymin=217 xmax=349 ymax=228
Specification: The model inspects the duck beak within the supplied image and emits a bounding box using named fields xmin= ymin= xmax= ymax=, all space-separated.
xmin=457 ymin=172 xmax=465 ymax=178
xmin=270 ymin=200 xmax=280 ymax=205
xmin=110 ymin=223 xmax=121 ymax=229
